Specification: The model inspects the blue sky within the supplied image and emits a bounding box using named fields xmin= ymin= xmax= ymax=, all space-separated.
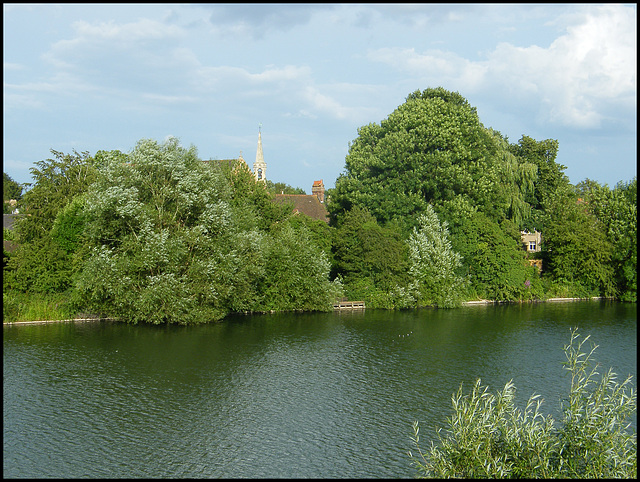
xmin=3 ymin=3 xmax=637 ymax=193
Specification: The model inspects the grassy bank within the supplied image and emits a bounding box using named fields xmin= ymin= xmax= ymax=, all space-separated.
xmin=3 ymin=290 xmax=77 ymax=323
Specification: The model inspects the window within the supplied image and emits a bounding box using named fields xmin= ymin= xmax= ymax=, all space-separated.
xmin=529 ymin=241 xmax=536 ymax=251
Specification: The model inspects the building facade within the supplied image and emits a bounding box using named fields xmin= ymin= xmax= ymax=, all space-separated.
xmin=520 ymin=230 xmax=542 ymax=253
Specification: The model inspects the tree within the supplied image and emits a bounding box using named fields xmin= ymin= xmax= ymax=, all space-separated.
xmin=576 ymin=177 xmax=637 ymax=301
xmin=265 ymin=179 xmax=306 ymax=195
xmin=15 ymin=150 xmax=97 ymax=242
xmin=3 ymin=172 xmax=22 ymax=213
xmin=74 ymin=137 xmax=340 ymax=324
xmin=4 ymin=150 xmax=98 ymax=294
xmin=409 ymin=329 xmax=637 ymax=478
xmin=509 ymin=135 xmax=569 ymax=219
xmin=542 ymin=189 xmax=615 ymax=297
xmin=328 ymin=87 xmax=526 ymax=229
xmin=74 ymin=138 xmax=248 ymax=323
xmin=260 ymin=221 xmax=343 ymax=312
xmin=447 ymin=209 xmax=534 ymax=301
xmin=489 ymin=130 xmax=538 ymax=228
xmin=331 ymin=206 xmax=410 ymax=308
xmin=406 ymin=205 xmax=466 ymax=308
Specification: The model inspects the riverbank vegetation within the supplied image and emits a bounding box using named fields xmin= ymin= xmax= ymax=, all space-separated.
xmin=409 ymin=329 xmax=637 ymax=478
xmin=3 ymin=87 xmax=636 ymax=323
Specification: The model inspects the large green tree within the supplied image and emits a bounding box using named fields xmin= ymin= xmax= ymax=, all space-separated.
xmin=509 ymin=135 xmax=569 ymax=231
xmin=542 ymin=189 xmax=615 ymax=297
xmin=576 ymin=177 xmax=637 ymax=301
xmin=75 ymin=138 xmax=257 ymax=323
xmin=447 ymin=209 xmax=536 ymax=301
xmin=331 ymin=206 xmax=410 ymax=308
xmin=260 ymin=221 xmax=342 ymax=312
xmin=328 ymin=87 xmax=533 ymax=229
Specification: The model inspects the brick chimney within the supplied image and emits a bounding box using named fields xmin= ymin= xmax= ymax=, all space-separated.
xmin=312 ymin=179 xmax=325 ymax=203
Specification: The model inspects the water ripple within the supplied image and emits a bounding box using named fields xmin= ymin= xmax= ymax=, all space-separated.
xmin=4 ymin=303 xmax=636 ymax=478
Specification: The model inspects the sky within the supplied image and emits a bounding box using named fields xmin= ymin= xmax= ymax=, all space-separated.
xmin=3 ymin=3 xmax=637 ymax=193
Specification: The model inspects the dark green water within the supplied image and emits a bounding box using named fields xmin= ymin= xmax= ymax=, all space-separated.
xmin=3 ymin=301 xmax=636 ymax=478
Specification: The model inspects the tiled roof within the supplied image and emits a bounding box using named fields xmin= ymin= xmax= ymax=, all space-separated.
xmin=273 ymin=194 xmax=329 ymax=223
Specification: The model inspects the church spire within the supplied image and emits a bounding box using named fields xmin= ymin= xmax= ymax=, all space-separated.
xmin=253 ymin=124 xmax=266 ymax=182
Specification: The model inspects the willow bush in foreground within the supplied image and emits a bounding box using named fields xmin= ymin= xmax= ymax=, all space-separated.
xmin=409 ymin=329 xmax=637 ymax=478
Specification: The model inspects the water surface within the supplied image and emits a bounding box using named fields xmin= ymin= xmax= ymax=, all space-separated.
xmin=3 ymin=301 xmax=636 ymax=478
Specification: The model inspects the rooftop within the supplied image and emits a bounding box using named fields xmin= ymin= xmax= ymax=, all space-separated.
xmin=273 ymin=194 xmax=329 ymax=223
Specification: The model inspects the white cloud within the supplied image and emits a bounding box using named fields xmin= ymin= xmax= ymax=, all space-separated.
xmin=283 ymin=110 xmax=317 ymax=120
xmin=3 ymin=71 xmax=98 ymax=110
xmin=71 ymin=18 xmax=182 ymax=45
xmin=487 ymin=5 xmax=636 ymax=128
xmin=191 ymin=64 xmax=311 ymax=95
xmin=44 ymin=18 xmax=184 ymax=69
xmin=250 ymin=65 xmax=311 ymax=83
xmin=301 ymin=86 xmax=380 ymax=123
xmin=367 ymin=4 xmax=636 ymax=130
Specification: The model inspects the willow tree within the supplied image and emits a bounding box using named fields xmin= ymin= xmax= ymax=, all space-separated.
xmin=74 ymin=138 xmax=265 ymax=324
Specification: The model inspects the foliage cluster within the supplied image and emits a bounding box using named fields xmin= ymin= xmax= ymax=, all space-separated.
xmin=327 ymin=87 xmax=636 ymax=306
xmin=3 ymin=87 xmax=636 ymax=322
xmin=409 ymin=329 xmax=637 ymax=478
xmin=265 ymin=179 xmax=306 ymax=195
xmin=3 ymin=138 xmax=341 ymax=324
xmin=3 ymin=172 xmax=23 ymax=214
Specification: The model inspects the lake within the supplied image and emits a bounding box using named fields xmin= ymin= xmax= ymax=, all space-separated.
xmin=3 ymin=300 xmax=636 ymax=478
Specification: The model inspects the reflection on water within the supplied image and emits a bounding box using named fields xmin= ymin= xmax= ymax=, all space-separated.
xmin=3 ymin=301 xmax=636 ymax=478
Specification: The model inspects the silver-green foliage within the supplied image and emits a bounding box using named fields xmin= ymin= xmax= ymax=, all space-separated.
xmin=409 ymin=328 xmax=637 ymax=478
xmin=75 ymin=137 xmax=341 ymax=323
xmin=76 ymin=138 xmax=257 ymax=323
xmin=407 ymin=205 xmax=466 ymax=308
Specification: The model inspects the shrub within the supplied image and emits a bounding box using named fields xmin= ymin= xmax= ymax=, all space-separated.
xmin=409 ymin=328 xmax=637 ymax=478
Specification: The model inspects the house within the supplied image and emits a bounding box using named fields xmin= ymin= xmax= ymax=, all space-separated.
xmin=520 ymin=230 xmax=541 ymax=253
xmin=273 ymin=189 xmax=329 ymax=223
xmin=273 ymin=179 xmax=328 ymax=223
xmin=521 ymin=230 xmax=542 ymax=270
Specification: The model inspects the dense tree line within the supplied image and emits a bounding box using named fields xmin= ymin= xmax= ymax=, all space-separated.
xmin=3 ymin=88 xmax=636 ymax=323
xmin=328 ymin=87 xmax=636 ymax=306
xmin=3 ymin=140 xmax=341 ymax=323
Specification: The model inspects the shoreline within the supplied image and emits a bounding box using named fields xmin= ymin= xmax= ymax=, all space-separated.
xmin=3 ymin=317 xmax=117 ymax=326
xmin=462 ymin=296 xmax=614 ymax=306
xmin=3 ymin=297 xmax=619 ymax=325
